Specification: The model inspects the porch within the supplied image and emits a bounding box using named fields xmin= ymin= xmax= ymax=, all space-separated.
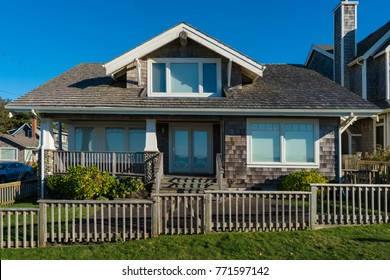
xmin=46 ymin=150 xmax=225 ymax=192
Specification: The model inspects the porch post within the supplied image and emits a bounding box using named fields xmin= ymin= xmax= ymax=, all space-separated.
xmin=39 ymin=118 xmax=56 ymax=198
xmin=144 ymin=119 xmax=159 ymax=152
xmin=144 ymin=119 xmax=159 ymax=184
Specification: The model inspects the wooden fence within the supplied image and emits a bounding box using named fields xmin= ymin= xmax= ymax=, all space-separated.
xmin=38 ymin=199 xmax=153 ymax=247
xmin=311 ymin=184 xmax=390 ymax=226
xmin=0 ymin=208 xmax=39 ymax=248
xmin=0 ymin=179 xmax=39 ymax=206
xmin=1 ymin=185 xmax=389 ymax=248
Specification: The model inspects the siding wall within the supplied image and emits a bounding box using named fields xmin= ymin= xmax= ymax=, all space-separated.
xmin=0 ymin=138 xmax=24 ymax=162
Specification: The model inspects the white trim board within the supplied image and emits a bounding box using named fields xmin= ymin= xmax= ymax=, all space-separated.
xmin=103 ymin=23 xmax=265 ymax=78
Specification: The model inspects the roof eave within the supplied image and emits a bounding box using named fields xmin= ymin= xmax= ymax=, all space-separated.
xmin=5 ymin=105 xmax=381 ymax=118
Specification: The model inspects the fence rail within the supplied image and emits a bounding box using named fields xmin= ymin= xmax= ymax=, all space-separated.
xmin=53 ymin=151 xmax=145 ymax=176
xmin=2 ymin=184 xmax=390 ymax=249
xmin=0 ymin=208 xmax=39 ymax=248
xmin=0 ymin=179 xmax=39 ymax=206
xmin=206 ymin=191 xmax=312 ymax=232
xmin=311 ymin=184 xmax=390 ymax=226
xmin=38 ymin=199 xmax=153 ymax=246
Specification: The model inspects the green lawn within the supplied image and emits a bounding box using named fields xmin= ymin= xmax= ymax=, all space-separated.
xmin=1 ymin=223 xmax=389 ymax=260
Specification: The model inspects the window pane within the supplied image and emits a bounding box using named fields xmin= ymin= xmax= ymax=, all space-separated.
xmin=252 ymin=124 xmax=280 ymax=162
xmin=75 ymin=127 xmax=95 ymax=151
xmin=171 ymin=63 xmax=198 ymax=93
xmin=193 ymin=130 xmax=208 ymax=168
xmin=203 ymin=63 xmax=217 ymax=93
xmin=129 ymin=129 xmax=146 ymax=152
xmin=106 ymin=128 xmax=125 ymax=151
xmin=152 ymin=63 xmax=166 ymax=92
xmin=0 ymin=148 xmax=17 ymax=160
xmin=174 ymin=130 xmax=189 ymax=168
xmin=285 ymin=124 xmax=314 ymax=163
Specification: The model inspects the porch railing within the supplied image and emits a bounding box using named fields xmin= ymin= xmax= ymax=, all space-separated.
xmin=215 ymin=153 xmax=224 ymax=190
xmin=53 ymin=151 xmax=145 ymax=176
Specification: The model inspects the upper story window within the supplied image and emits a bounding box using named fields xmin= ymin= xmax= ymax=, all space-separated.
xmin=147 ymin=58 xmax=222 ymax=97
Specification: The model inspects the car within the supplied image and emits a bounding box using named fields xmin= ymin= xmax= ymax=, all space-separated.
xmin=0 ymin=162 xmax=34 ymax=184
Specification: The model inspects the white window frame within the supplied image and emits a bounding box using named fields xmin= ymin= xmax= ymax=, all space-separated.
xmin=0 ymin=147 xmax=18 ymax=161
xmin=147 ymin=58 xmax=222 ymax=97
xmin=247 ymin=118 xmax=320 ymax=168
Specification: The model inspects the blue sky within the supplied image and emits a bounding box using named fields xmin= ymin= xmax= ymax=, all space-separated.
xmin=0 ymin=0 xmax=388 ymax=100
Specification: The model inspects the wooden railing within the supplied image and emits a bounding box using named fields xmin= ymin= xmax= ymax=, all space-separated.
xmin=153 ymin=153 xmax=164 ymax=194
xmin=0 ymin=208 xmax=39 ymax=248
xmin=311 ymin=184 xmax=390 ymax=226
xmin=0 ymin=180 xmax=39 ymax=206
xmin=38 ymin=199 xmax=153 ymax=246
xmin=343 ymin=169 xmax=380 ymax=184
xmin=53 ymin=151 xmax=145 ymax=176
xmin=215 ymin=153 xmax=225 ymax=190
xmin=356 ymin=160 xmax=390 ymax=183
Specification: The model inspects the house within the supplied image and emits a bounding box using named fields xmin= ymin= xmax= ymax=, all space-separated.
xmin=0 ymin=121 xmax=39 ymax=163
xmin=6 ymin=22 xmax=379 ymax=191
xmin=306 ymin=0 xmax=390 ymax=157
xmin=0 ymin=119 xmax=68 ymax=164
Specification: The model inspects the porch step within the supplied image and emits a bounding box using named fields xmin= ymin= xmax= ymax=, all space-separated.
xmin=156 ymin=175 xmax=219 ymax=193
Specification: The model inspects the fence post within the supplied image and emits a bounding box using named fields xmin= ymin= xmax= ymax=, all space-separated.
xmin=38 ymin=201 xmax=47 ymax=247
xmin=112 ymin=152 xmax=116 ymax=177
xmin=204 ymin=192 xmax=212 ymax=234
xmin=152 ymin=196 xmax=160 ymax=238
xmin=310 ymin=185 xmax=318 ymax=229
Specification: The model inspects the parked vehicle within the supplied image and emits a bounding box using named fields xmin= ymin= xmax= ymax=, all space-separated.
xmin=0 ymin=162 xmax=34 ymax=183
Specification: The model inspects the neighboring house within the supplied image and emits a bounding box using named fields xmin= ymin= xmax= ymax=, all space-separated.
xmin=6 ymin=22 xmax=379 ymax=189
xmin=0 ymin=120 xmax=68 ymax=163
xmin=0 ymin=122 xmax=39 ymax=163
xmin=306 ymin=0 xmax=390 ymax=156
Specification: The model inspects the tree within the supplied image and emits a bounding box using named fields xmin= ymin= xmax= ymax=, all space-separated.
xmin=0 ymin=97 xmax=34 ymax=133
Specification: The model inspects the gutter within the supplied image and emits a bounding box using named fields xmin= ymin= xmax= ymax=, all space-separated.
xmin=5 ymin=105 xmax=381 ymax=118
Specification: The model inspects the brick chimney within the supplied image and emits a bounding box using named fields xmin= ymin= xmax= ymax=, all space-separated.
xmin=31 ymin=118 xmax=37 ymax=139
xmin=334 ymin=0 xmax=358 ymax=89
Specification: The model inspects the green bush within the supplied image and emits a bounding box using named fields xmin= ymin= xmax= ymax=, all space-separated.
xmin=46 ymin=166 xmax=147 ymax=200
xmin=111 ymin=177 xmax=146 ymax=199
xmin=280 ymin=169 xmax=328 ymax=192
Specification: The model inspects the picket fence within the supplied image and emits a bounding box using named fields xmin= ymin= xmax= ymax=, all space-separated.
xmin=1 ymin=184 xmax=389 ymax=248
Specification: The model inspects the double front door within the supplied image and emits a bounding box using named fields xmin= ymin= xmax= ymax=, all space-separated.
xmin=170 ymin=124 xmax=213 ymax=174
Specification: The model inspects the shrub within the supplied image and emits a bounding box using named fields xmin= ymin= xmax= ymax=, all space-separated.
xmin=46 ymin=166 xmax=147 ymax=200
xmin=280 ymin=169 xmax=328 ymax=192
xmin=110 ymin=177 xmax=146 ymax=199
xmin=46 ymin=165 xmax=116 ymax=200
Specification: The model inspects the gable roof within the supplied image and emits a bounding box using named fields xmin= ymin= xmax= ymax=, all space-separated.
xmin=305 ymin=44 xmax=334 ymax=66
xmin=6 ymin=63 xmax=380 ymax=117
xmin=104 ymin=22 xmax=265 ymax=78
xmin=0 ymin=133 xmax=39 ymax=149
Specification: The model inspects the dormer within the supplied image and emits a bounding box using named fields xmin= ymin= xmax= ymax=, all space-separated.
xmin=103 ymin=23 xmax=265 ymax=97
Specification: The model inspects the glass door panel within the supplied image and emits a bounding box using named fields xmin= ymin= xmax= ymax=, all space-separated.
xmin=174 ymin=130 xmax=190 ymax=172
xmin=193 ymin=130 xmax=208 ymax=172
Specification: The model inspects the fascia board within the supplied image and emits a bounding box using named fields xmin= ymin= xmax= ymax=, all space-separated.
xmin=182 ymin=25 xmax=265 ymax=76
xmin=5 ymin=105 xmax=381 ymax=117
xmin=104 ymin=23 xmax=265 ymax=77
xmin=305 ymin=45 xmax=334 ymax=66
xmin=362 ymin=30 xmax=390 ymax=60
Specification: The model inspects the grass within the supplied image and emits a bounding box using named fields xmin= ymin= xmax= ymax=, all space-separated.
xmin=1 ymin=223 xmax=389 ymax=260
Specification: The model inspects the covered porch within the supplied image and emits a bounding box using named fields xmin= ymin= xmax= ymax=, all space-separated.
xmin=39 ymin=115 xmax=225 ymax=193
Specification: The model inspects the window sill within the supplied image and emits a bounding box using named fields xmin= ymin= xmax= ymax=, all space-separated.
xmin=246 ymin=163 xmax=319 ymax=169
